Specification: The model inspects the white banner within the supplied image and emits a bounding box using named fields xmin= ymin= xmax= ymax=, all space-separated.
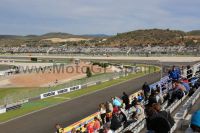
xmin=40 ymin=85 xmax=81 ymax=99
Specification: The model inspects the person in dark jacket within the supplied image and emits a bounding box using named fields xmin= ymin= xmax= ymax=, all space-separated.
xmin=148 ymin=89 xmax=158 ymax=107
xmin=110 ymin=113 xmax=121 ymax=131
xmin=152 ymin=103 xmax=175 ymax=127
xmin=142 ymin=82 xmax=150 ymax=101
xmin=145 ymin=107 xmax=172 ymax=133
xmin=122 ymin=92 xmax=130 ymax=110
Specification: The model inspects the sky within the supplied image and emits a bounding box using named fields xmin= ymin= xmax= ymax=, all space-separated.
xmin=0 ymin=0 xmax=199 ymax=35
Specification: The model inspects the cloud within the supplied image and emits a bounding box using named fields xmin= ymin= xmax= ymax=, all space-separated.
xmin=0 ymin=0 xmax=199 ymax=35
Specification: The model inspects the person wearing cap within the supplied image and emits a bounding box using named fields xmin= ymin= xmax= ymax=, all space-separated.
xmin=186 ymin=110 xmax=200 ymax=133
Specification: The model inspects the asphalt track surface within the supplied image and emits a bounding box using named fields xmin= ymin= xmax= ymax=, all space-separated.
xmin=0 ymin=61 xmax=197 ymax=133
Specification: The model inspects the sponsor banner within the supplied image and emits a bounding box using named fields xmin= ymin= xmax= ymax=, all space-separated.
xmin=40 ymin=85 xmax=81 ymax=99
xmin=0 ymin=108 xmax=6 ymax=114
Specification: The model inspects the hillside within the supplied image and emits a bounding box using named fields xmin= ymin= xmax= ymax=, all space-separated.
xmin=0 ymin=29 xmax=199 ymax=47
xmin=98 ymin=29 xmax=187 ymax=46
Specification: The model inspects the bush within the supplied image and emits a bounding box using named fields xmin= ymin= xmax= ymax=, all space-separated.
xmin=86 ymin=67 xmax=92 ymax=77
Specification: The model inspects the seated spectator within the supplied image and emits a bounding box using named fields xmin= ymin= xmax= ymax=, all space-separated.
xmin=99 ymin=103 xmax=106 ymax=125
xmin=71 ymin=128 xmax=76 ymax=133
xmin=148 ymin=89 xmax=158 ymax=106
xmin=87 ymin=122 xmax=94 ymax=133
xmin=103 ymin=123 xmax=114 ymax=133
xmin=181 ymin=80 xmax=190 ymax=94
xmin=55 ymin=124 xmax=64 ymax=133
xmin=137 ymin=93 xmax=143 ymax=103
xmin=113 ymin=105 xmax=119 ymax=114
xmin=145 ymin=107 xmax=172 ymax=133
xmin=152 ymin=103 xmax=175 ymax=127
xmin=131 ymin=97 xmax=138 ymax=107
xmin=93 ymin=117 xmax=101 ymax=131
xmin=186 ymin=110 xmax=200 ymax=133
xmin=112 ymin=97 xmax=122 ymax=107
xmin=110 ymin=113 xmax=122 ymax=131
xmin=134 ymin=101 xmax=145 ymax=120
xmin=122 ymin=92 xmax=130 ymax=110
xmin=156 ymin=88 xmax=164 ymax=104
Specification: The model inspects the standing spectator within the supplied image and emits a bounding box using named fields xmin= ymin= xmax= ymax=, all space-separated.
xmin=106 ymin=101 xmax=113 ymax=123
xmin=112 ymin=97 xmax=122 ymax=107
xmin=187 ymin=65 xmax=193 ymax=82
xmin=169 ymin=66 xmax=181 ymax=81
xmin=142 ymin=82 xmax=150 ymax=101
xmin=99 ymin=103 xmax=106 ymax=125
xmin=106 ymin=101 xmax=113 ymax=113
xmin=122 ymin=92 xmax=130 ymax=110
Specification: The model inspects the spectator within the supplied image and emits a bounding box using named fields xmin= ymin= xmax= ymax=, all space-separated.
xmin=110 ymin=113 xmax=122 ymax=131
xmin=55 ymin=124 xmax=64 ymax=133
xmin=93 ymin=117 xmax=101 ymax=131
xmin=134 ymin=101 xmax=145 ymax=120
xmin=152 ymin=103 xmax=175 ymax=127
xmin=137 ymin=93 xmax=143 ymax=103
xmin=169 ymin=66 xmax=181 ymax=81
xmin=173 ymin=80 xmax=186 ymax=99
xmin=112 ymin=97 xmax=122 ymax=107
xmin=106 ymin=101 xmax=113 ymax=123
xmin=142 ymin=82 xmax=150 ymax=101
xmin=145 ymin=107 xmax=171 ymax=133
xmin=103 ymin=124 xmax=114 ymax=133
xmin=186 ymin=110 xmax=200 ymax=133
xmin=122 ymin=92 xmax=130 ymax=110
xmin=87 ymin=122 xmax=94 ymax=133
xmin=99 ymin=103 xmax=106 ymax=125
xmin=156 ymin=87 xmax=164 ymax=104
xmin=71 ymin=128 xmax=76 ymax=133
xmin=106 ymin=101 xmax=113 ymax=113
xmin=181 ymin=80 xmax=190 ymax=94
xmin=131 ymin=97 xmax=138 ymax=107
xmin=187 ymin=65 xmax=193 ymax=82
xmin=113 ymin=105 xmax=119 ymax=114
xmin=148 ymin=89 xmax=158 ymax=106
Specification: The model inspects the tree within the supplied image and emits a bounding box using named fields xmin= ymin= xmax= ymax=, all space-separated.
xmin=86 ymin=67 xmax=92 ymax=78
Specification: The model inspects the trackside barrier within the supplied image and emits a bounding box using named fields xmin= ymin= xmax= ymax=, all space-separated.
xmin=0 ymin=99 xmax=29 ymax=114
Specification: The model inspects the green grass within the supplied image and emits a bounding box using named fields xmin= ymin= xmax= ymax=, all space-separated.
xmin=0 ymin=67 xmax=160 ymax=122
